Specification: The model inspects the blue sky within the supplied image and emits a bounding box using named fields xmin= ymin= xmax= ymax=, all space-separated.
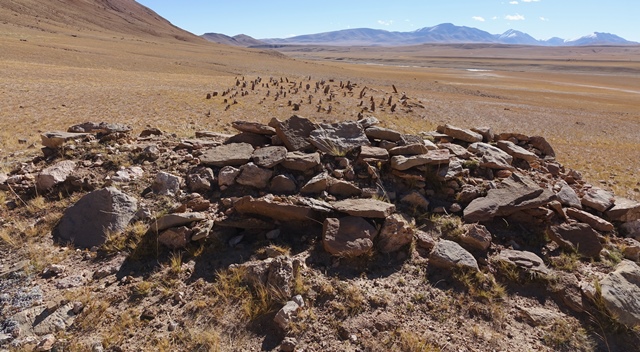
xmin=138 ymin=0 xmax=639 ymax=42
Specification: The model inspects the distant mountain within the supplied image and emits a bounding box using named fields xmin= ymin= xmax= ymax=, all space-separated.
xmin=201 ymin=33 xmax=266 ymax=47
xmin=258 ymin=23 xmax=638 ymax=47
xmin=497 ymin=29 xmax=540 ymax=46
xmin=566 ymin=32 xmax=634 ymax=46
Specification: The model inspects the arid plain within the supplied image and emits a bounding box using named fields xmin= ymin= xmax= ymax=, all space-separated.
xmin=2 ymin=23 xmax=639 ymax=199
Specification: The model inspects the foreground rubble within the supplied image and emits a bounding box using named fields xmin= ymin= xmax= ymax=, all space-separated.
xmin=1 ymin=114 xmax=640 ymax=351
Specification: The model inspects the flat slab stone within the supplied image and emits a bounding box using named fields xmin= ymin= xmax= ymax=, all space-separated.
xmin=389 ymin=143 xmax=430 ymax=156
xmin=390 ymin=149 xmax=450 ymax=171
xmin=232 ymin=121 xmax=276 ymax=135
xmin=365 ymin=126 xmax=402 ymax=142
xmin=358 ymin=145 xmax=389 ymax=162
xmin=566 ymin=208 xmax=614 ymax=232
xmin=330 ymin=198 xmax=396 ymax=219
xmin=151 ymin=212 xmax=207 ymax=232
xmin=68 ymin=121 xmax=131 ymax=134
xmin=464 ymin=173 xmax=556 ymax=223
xmin=252 ymin=146 xmax=288 ymax=168
xmin=308 ymin=121 xmax=370 ymax=156
xmin=41 ymin=131 xmax=91 ymax=149
xmin=439 ymin=143 xmax=472 ymax=159
xmin=200 ymin=143 xmax=254 ymax=167
xmin=234 ymin=196 xmax=331 ymax=222
xmin=496 ymin=140 xmax=538 ymax=162
xmin=442 ymin=124 xmax=483 ymax=143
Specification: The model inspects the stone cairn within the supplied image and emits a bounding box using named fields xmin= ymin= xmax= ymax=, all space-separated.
xmin=3 ymin=114 xmax=640 ymax=330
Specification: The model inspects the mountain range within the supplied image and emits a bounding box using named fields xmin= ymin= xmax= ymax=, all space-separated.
xmin=202 ymin=23 xmax=638 ymax=47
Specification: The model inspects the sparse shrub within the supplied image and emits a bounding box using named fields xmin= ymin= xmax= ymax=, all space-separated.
xmin=542 ymin=318 xmax=594 ymax=351
xmin=550 ymin=251 xmax=581 ymax=271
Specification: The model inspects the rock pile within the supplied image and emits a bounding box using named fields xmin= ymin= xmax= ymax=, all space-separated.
xmin=3 ymin=115 xmax=640 ymax=330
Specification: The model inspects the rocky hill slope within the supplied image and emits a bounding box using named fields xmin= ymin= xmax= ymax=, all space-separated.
xmin=1 ymin=76 xmax=640 ymax=351
xmin=0 ymin=0 xmax=201 ymax=42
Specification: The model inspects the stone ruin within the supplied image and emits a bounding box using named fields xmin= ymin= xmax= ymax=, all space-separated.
xmin=3 ymin=114 xmax=640 ymax=331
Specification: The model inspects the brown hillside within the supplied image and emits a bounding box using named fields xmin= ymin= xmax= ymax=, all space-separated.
xmin=0 ymin=0 xmax=201 ymax=42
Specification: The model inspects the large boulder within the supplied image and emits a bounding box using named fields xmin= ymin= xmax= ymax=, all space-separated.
xmin=55 ymin=187 xmax=137 ymax=248
xmin=547 ymin=223 xmax=603 ymax=258
xmin=36 ymin=160 xmax=76 ymax=192
xmin=429 ymin=240 xmax=479 ymax=271
xmin=598 ymin=260 xmax=640 ymax=328
xmin=390 ymin=149 xmax=450 ymax=171
xmin=252 ymin=146 xmax=288 ymax=168
xmin=463 ymin=174 xmax=556 ymax=223
xmin=308 ymin=122 xmax=370 ymax=156
xmin=322 ymin=217 xmax=377 ymax=257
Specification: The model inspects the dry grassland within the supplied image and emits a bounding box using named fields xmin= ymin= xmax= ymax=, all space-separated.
xmin=1 ymin=24 xmax=639 ymax=199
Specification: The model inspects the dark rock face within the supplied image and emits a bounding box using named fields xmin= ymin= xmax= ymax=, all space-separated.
xmin=55 ymin=187 xmax=137 ymax=248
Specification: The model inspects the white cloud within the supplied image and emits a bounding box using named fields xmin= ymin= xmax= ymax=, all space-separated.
xmin=472 ymin=16 xmax=485 ymax=22
xmin=505 ymin=14 xmax=525 ymax=20
xmin=509 ymin=1 xmax=519 ymax=4
xmin=377 ymin=20 xmax=393 ymax=26
xmin=539 ymin=16 xmax=549 ymax=21
xmin=492 ymin=16 xmax=499 ymax=20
